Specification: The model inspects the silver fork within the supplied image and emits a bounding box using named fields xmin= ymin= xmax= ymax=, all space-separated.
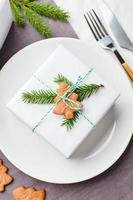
xmin=84 ymin=9 xmax=133 ymax=81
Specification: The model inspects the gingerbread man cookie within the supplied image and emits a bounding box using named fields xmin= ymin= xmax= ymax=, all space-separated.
xmin=0 ymin=160 xmax=13 ymax=192
xmin=12 ymin=186 xmax=46 ymax=200
xmin=53 ymin=82 xmax=83 ymax=119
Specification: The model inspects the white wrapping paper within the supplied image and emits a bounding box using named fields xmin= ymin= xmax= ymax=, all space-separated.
xmin=7 ymin=45 xmax=119 ymax=158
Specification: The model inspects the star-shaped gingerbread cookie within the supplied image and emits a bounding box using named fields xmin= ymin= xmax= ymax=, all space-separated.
xmin=12 ymin=186 xmax=46 ymax=200
xmin=0 ymin=159 xmax=13 ymax=192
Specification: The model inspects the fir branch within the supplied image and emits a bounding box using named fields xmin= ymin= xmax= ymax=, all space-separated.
xmin=9 ymin=0 xmax=69 ymax=37
xmin=24 ymin=6 xmax=52 ymax=37
xmin=61 ymin=111 xmax=80 ymax=131
xmin=76 ymin=84 xmax=104 ymax=101
xmin=54 ymin=74 xmax=72 ymax=85
xmin=22 ymin=90 xmax=56 ymax=104
xmin=10 ymin=2 xmax=25 ymax=26
xmin=27 ymin=2 xmax=69 ymax=21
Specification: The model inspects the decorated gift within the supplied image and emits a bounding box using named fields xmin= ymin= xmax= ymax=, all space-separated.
xmin=7 ymin=45 xmax=119 ymax=158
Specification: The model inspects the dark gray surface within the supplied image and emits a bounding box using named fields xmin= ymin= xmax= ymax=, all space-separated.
xmin=0 ymin=5 xmax=133 ymax=200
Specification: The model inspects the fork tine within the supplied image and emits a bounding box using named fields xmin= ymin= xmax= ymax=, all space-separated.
xmin=89 ymin=11 xmax=105 ymax=37
xmin=87 ymin=12 xmax=102 ymax=39
xmin=84 ymin=14 xmax=98 ymax=41
xmin=92 ymin=9 xmax=108 ymax=35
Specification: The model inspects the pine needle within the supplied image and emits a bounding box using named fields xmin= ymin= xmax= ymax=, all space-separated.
xmin=24 ymin=7 xmax=52 ymax=37
xmin=22 ymin=90 xmax=56 ymax=104
xmin=61 ymin=111 xmax=80 ymax=131
xmin=27 ymin=2 xmax=69 ymax=21
xmin=10 ymin=2 xmax=25 ymax=26
xmin=76 ymin=84 xmax=104 ymax=101
xmin=54 ymin=74 xmax=72 ymax=85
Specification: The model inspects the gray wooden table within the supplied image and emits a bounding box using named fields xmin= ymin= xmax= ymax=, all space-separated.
xmin=0 ymin=10 xmax=133 ymax=200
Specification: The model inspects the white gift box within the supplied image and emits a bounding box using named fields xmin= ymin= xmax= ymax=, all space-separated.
xmin=7 ymin=45 xmax=119 ymax=158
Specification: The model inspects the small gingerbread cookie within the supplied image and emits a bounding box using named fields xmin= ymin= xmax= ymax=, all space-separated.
xmin=53 ymin=82 xmax=83 ymax=119
xmin=12 ymin=186 xmax=46 ymax=200
xmin=0 ymin=159 xmax=13 ymax=192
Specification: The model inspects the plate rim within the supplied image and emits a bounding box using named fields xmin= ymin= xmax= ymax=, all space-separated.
xmin=0 ymin=37 xmax=133 ymax=184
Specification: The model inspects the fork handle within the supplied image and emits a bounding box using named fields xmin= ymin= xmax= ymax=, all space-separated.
xmin=113 ymin=49 xmax=133 ymax=81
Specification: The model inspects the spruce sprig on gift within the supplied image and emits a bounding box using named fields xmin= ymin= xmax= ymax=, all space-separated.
xmin=76 ymin=84 xmax=104 ymax=101
xmin=61 ymin=111 xmax=80 ymax=131
xmin=22 ymin=74 xmax=103 ymax=130
xmin=9 ymin=0 xmax=69 ymax=37
xmin=22 ymin=90 xmax=56 ymax=104
xmin=54 ymin=74 xmax=73 ymax=85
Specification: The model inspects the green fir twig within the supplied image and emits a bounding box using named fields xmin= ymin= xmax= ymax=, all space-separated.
xmin=9 ymin=0 xmax=69 ymax=37
xmin=27 ymin=2 xmax=69 ymax=21
xmin=54 ymin=74 xmax=72 ymax=85
xmin=10 ymin=2 xmax=25 ymax=26
xmin=22 ymin=90 xmax=56 ymax=104
xmin=24 ymin=6 xmax=52 ymax=37
xmin=61 ymin=111 xmax=80 ymax=131
xmin=76 ymin=84 xmax=104 ymax=101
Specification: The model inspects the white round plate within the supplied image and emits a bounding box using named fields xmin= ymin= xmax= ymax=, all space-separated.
xmin=0 ymin=38 xmax=133 ymax=184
